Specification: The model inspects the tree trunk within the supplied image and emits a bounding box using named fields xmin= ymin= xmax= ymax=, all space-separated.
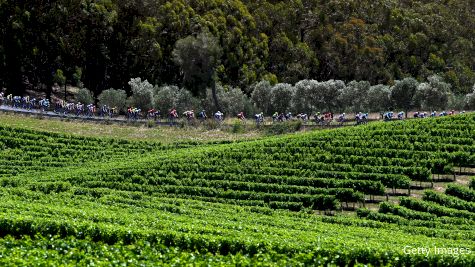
xmin=46 ymin=82 xmax=53 ymax=99
xmin=211 ymin=76 xmax=221 ymax=111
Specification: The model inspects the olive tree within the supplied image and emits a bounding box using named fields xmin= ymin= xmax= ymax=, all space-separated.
xmin=98 ymin=88 xmax=127 ymax=112
xmin=464 ymin=84 xmax=475 ymax=110
xmin=270 ymin=83 xmax=295 ymax=113
xmin=292 ymin=80 xmax=317 ymax=113
xmin=448 ymin=94 xmax=466 ymax=110
xmin=414 ymin=75 xmax=451 ymax=110
xmin=218 ymin=86 xmax=254 ymax=116
xmin=308 ymin=80 xmax=345 ymax=113
xmin=338 ymin=80 xmax=370 ymax=112
xmin=390 ymin=77 xmax=419 ymax=115
xmin=76 ymin=88 xmax=94 ymax=104
xmin=364 ymin=84 xmax=391 ymax=112
xmin=127 ymin=77 xmax=154 ymax=110
xmin=153 ymin=85 xmax=199 ymax=113
xmin=250 ymin=80 xmax=273 ymax=115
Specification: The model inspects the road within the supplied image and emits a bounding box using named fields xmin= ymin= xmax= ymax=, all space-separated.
xmin=0 ymin=104 xmax=414 ymax=129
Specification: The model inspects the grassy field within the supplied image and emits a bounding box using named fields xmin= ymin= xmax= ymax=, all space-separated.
xmin=0 ymin=112 xmax=263 ymax=143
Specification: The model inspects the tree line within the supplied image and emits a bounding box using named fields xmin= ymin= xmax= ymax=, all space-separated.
xmin=0 ymin=0 xmax=474 ymax=99
xmin=93 ymin=76 xmax=475 ymax=117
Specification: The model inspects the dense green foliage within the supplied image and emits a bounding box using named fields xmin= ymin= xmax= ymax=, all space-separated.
xmin=0 ymin=113 xmax=474 ymax=264
xmin=358 ymin=188 xmax=475 ymax=249
xmin=0 ymin=0 xmax=474 ymax=97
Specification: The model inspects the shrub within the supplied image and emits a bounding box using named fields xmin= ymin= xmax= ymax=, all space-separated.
xmin=76 ymin=88 xmax=94 ymax=104
xmin=251 ymin=80 xmax=272 ymax=115
xmin=364 ymin=84 xmax=391 ymax=112
xmin=265 ymin=120 xmax=302 ymax=135
xmin=231 ymin=121 xmax=245 ymax=134
xmin=413 ymin=75 xmax=451 ymax=110
xmin=338 ymin=80 xmax=370 ymax=112
xmin=291 ymin=80 xmax=313 ymax=113
xmin=147 ymin=120 xmax=156 ymax=128
xmin=270 ymin=83 xmax=295 ymax=113
xmin=464 ymin=85 xmax=475 ymax=110
xmin=203 ymin=119 xmax=220 ymax=130
xmin=153 ymin=85 xmax=200 ymax=113
xmin=98 ymin=88 xmax=127 ymax=112
xmin=127 ymin=77 xmax=154 ymax=110
xmin=219 ymin=87 xmax=254 ymax=117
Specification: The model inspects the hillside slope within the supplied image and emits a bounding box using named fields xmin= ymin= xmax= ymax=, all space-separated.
xmin=1 ymin=0 xmax=474 ymax=94
xmin=0 ymin=114 xmax=474 ymax=265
